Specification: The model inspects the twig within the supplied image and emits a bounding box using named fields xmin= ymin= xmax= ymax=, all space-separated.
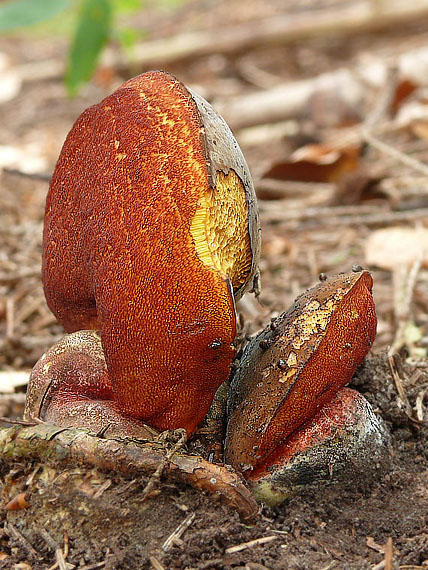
xmin=389 ymin=256 xmax=424 ymax=357
xmin=78 ymin=562 xmax=106 ymax=570
xmin=262 ymin=206 xmax=428 ymax=227
xmin=320 ymin=562 xmax=337 ymax=570
xmin=6 ymin=522 xmax=40 ymax=558
xmin=387 ymin=354 xmax=419 ymax=423
xmin=55 ymin=547 xmax=67 ymax=570
xmin=0 ymin=370 xmax=30 ymax=392
xmin=0 ymin=424 xmax=259 ymax=522
xmin=93 ymin=479 xmax=112 ymax=499
xmin=78 ymin=563 xmax=106 ymax=570
xmin=3 ymin=167 xmax=51 ymax=182
xmin=41 ymin=529 xmax=70 ymax=570
xmin=162 ymin=512 xmax=196 ymax=552
xmin=256 ymin=179 xmax=335 ymax=199
xmin=141 ymin=429 xmax=187 ymax=502
xmin=0 ymin=416 xmax=38 ymax=426
xmin=0 ymin=393 xmax=26 ymax=404
xmin=0 ymin=269 xmax=40 ymax=284
xmin=260 ymin=202 xmax=384 ymax=218
xmin=105 ymin=2 xmax=428 ymax=70
xmin=6 ymin=297 xmax=14 ymax=339
xmin=361 ymin=128 xmax=428 ymax=177
xmin=149 ymin=556 xmax=166 ymax=570
xmin=367 ymin=536 xmax=387 ymax=553
xmin=39 ymin=528 xmax=57 ymax=551
xmin=364 ymin=66 xmax=398 ymax=129
xmin=415 ymin=388 xmax=427 ymax=422
xmin=196 ymin=559 xmax=224 ymax=569
xmin=225 ymin=535 xmax=278 ymax=554
xmin=384 ymin=537 xmax=394 ymax=570
xmin=14 ymin=295 xmax=47 ymax=330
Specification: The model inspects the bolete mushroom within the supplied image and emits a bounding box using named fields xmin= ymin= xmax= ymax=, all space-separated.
xmin=24 ymin=71 xmax=388 ymax=509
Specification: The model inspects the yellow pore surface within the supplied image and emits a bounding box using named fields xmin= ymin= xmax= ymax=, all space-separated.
xmin=190 ymin=170 xmax=252 ymax=293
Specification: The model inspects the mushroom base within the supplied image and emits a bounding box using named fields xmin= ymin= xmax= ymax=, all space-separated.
xmin=246 ymin=387 xmax=390 ymax=507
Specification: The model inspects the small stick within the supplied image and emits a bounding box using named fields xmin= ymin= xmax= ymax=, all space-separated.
xmin=0 ymin=416 xmax=38 ymax=426
xmin=388 ymin=256 xmax=423 ymax=357
xmin=46 ymin=531 xmax=71 ymax=570
xmin=364 ymin=66 xmax=398 ymax=129
xmin=39 ymin=528 xmax=57 ymax=551
xmin=415 ymin=389 xmax=427 ymax=422
xmin=0 ymin=424 xmax=258 ymax=522
xmin=149 ymin=556 xmax=166 ymax=570
xmin=362 ymin=128 xmax=428 ymax=177
xmin=0 ymin=394 xmax=26 ymax=404
xmin=387 ymin=354 xmax=419 ymax=423
xmin=141 ymin=429 xmax=187 ymax=502
xmin=256 ymin=178 xmax=335 ymax=197
xmin=78 ymin=562 xmax=106 ymax=570
xmin=0 ymin=269 xmax=41 ymax=284
xmin=225 ymin=535 xmax=278 ymax=554
xmin=6 ymin=522 xmax=40 ymax=558
xmin=162 ymin=512 xmax=196 ymax=552
xmin=55 ymin=547 xmax=67 ymax=570
xmin=93 ymin=479 xmax=112 ymax=499
xmin=261 ymin=204 xmax=428 ymax=226
xmin=384 ymin=537 xmax=394 ymax=570
xmin=6 ymin=297 xmax=14 ymax=339
xmin=3 ymin=167 xmax=51 ymax=182
xmin=14 ymin=295 xmax=47 ymax=330
xmin=197 ymin=559 xmax=224 ymax=570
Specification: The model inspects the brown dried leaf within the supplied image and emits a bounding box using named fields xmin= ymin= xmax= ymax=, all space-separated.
xmin=263 ymin=144 xmax=360 ymax=183
xmin=5 ymin=492 xmax=30 ymax=511
xmin=392 ymin=79 xmax=418 ymax=113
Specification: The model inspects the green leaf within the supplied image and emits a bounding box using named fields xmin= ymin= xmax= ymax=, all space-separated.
xmin=112 ymin=0 xmax=141 ymax=15
xmin=0 ymin=0 xmax=71 ymax=32
xmin=66 ymin=0 xmax=112 ymax=96
xmin=116 ymin=26 xmax=139 ymax=53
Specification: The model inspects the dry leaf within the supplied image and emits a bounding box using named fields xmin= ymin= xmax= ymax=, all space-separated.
xmin=392 ymin=79 xmax=418 ymax=113
xmin=263 ymin=144 xmax=360 ymax=183
xmin=365 ymin=227 xmax=428 ymax=270
xmin=5 ymin=492 xmax=30 ymax=511
xmin=333 ymin=168 xmax=384 ymax=206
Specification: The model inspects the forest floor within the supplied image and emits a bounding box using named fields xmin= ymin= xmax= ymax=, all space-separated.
xmin=0 ymin=1 xmax=428 ymax=568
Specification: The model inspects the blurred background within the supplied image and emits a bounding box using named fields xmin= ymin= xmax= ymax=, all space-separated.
xmin=1 ymin=0 xmax=428 ymax=378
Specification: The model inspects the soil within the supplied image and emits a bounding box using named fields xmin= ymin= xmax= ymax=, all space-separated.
xmin=0 ymin=1 xmax=428 ymax=568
